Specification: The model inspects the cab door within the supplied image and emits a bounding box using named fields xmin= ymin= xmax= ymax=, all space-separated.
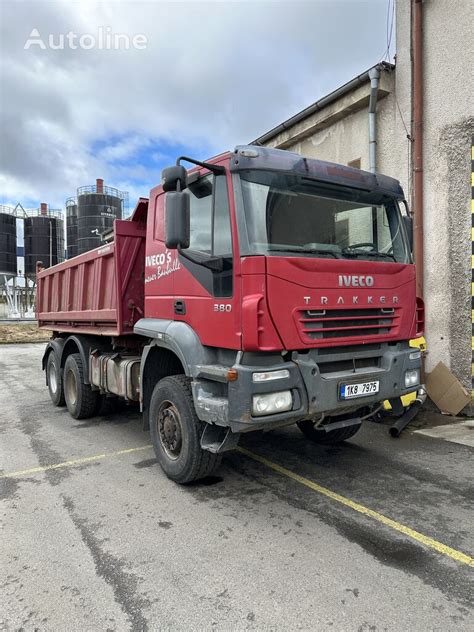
xmin=170 ymin=168 xmax=241 ymax=349
xmin=144 ymin=189 xmax=178 ymax=321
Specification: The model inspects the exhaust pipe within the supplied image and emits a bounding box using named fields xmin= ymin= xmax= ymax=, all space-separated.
xmin=389 ymin=387 xmax=427 ymax=438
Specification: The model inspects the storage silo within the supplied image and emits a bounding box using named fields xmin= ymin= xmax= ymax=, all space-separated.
xmin=66 ymin=197 xmax=78 ymax=258
xmin=76 ymin=179 xmax=127 ymax=255
xmin=24 ymin=203 xmax=65 ymax=273
xmin=0 ymin=206 xmax=17 ymax=276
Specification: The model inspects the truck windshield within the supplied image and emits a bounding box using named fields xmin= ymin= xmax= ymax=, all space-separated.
xmin=238 ymin=170 xmax=410 ymax=263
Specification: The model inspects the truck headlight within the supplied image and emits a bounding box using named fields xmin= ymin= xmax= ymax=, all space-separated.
xmin=404 ymin=369 xmax=420 ymax=388
xmin=252 ymin=369 xmax=290 ymax=383
xmin=252 ymin=391 xmax=292 ymax=416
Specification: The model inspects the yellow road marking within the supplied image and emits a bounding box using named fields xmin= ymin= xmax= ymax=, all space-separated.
xmin=237 ymin=447 xmax=474 ymax=568
xmin=0 ymin=445 xmax=153 ymax=479
xmin=3 ymin=441 xmax=473 ymax=567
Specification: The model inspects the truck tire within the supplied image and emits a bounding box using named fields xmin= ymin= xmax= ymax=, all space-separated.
xmin=46 ymin=350 xmax=65 ymax=407
xmin=297 ymin=418 xmax=361 ymax=445
xmin=63 ymin=353 xmax=99 ymax=420
xmin=149 ymin=375 xmax=222 ymax=484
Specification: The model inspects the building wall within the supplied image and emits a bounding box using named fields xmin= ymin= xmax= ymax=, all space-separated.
xmin=409 ymin=0 xmax=473 ymax=393
xmin=261 ymin=0 xmax=474 ymax=398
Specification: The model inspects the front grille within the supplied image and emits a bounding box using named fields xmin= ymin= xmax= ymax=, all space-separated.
xmin=317 ymin=343 xmax=381 ymax=355
xmin=297 ymin=307 xmax=400 ymax=342
xmin=317 ymin=357 xmax=381 ymax=375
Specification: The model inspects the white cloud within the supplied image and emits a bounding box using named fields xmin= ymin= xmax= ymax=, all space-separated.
xmin=0 ymin=0 xmax=389 ymax=209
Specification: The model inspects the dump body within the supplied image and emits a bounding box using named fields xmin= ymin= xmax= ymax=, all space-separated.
xmin=37 ymin=219 xmax=145 ymax=336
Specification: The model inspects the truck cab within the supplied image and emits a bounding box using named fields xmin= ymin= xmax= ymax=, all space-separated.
xmin=137 ymin=145 xmax=422 ymax=425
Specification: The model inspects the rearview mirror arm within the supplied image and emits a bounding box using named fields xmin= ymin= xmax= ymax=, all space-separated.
xmin=176 ymin=156 xmax=225 ymax=175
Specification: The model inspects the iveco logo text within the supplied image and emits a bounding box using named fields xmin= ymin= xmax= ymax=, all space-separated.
xmin=338 ymin=275 xmax=374 ymax=287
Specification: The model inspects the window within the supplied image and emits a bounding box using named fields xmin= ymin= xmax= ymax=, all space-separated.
xmin=238 ymin=170 xmax=410 ymax=263
xmin=188 ymin=176 xmax=213 ymax=253
xmin=184 ymin=173 xmax=233 ymax=297
xmin=212 ymin=175 xmax=232 ymax=256
xmin=187 ymin=174 xmax=232 ymax=257
xmin=154 ymin=194 xmax=165 ymax=240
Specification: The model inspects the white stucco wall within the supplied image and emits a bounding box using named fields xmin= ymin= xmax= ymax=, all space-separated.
xmin=412 ymin=0 xmax=473 ymax=390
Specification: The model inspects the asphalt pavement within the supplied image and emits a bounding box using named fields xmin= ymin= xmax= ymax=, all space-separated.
xmin=1 ymin=343 xmax=473 ymax=631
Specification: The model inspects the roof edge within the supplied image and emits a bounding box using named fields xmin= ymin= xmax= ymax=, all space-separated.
xmin=251 ymin=61 xmax=395 ymax=146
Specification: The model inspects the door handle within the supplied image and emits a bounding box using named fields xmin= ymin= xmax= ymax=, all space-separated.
xmin=174 ymin=300 xmax=186 ymax=315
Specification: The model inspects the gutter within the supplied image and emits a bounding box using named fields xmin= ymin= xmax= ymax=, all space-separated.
xmin=412 ymin=0 xmax=424 ymax=298
xmin=368 ymin=67 xmax=380 ymax=173
xmin=251 ymin=61 xmax=394 ymax=147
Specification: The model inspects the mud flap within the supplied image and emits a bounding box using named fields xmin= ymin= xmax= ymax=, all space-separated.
xmin=322 ymin=417 xmax=362 ymax=433
xmin=200 ymin=423 xmax=241 ymax=454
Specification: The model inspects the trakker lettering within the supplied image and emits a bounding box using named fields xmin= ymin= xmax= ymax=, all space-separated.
xmin=304 ymin=295 xmax=399 ymax=306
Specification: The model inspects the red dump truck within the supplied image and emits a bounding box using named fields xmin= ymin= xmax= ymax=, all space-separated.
xmin=37 ymin=145 xmax=423 ymax=483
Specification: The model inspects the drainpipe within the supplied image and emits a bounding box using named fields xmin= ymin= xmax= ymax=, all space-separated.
xmin=413 ymin=0 xmax=424 ymax=298
xmin=368 ymin=67 xmax=380 ymax=173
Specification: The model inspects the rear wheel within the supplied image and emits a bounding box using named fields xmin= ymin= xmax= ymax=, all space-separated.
xmin=297 ymin=415 xmax=362 ymax=445
xmin=64 ymin=353 xmax=99 ymax=419
xmin=46 ymin=351 xmax=65 ymax=407
xmin=150 ymin=375 xmax=222 ymax=484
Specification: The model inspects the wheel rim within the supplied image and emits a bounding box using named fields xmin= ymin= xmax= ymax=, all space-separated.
xmin=65 ymin=367 xmax=78 ymax=407
xmin=48 ymin=360 xmax=58 ymax=394
xmin=157 ymin=400 xmax=183 ymax=460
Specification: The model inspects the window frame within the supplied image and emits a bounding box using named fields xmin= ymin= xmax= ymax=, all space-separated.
xmin=233 ymin=170 xmax=411 ymax=264
xmin=187 ymin=173 xmax=233 ymax=260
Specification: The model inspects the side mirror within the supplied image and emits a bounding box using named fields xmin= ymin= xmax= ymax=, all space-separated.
xmin=165 ymin=191 xmax=190 ymax=249
xmin=161 ymin=165 xmax=187 ymax=192
xmin=402 ymin=215 xmax=413 ymax=251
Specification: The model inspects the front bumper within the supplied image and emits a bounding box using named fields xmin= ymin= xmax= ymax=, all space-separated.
xmin=192 ymin=341 xmax=421 ymax=434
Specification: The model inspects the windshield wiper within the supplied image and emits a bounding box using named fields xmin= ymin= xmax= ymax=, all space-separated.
xmin=342 ymin=248 xmax=396 ymax=262
xmin=268 ymin=247 xmax=340 ymax=258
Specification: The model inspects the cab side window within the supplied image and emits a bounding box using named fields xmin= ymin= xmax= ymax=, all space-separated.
xmin=188 ymin=174 xmax=232 ymax=258
xmin=186 ymin=173 xmax=233 ymax=296
xmin=213 ymin=175 xmax=232 ymax=256
xmin=188 ymin=176 xmax=213 ymax=253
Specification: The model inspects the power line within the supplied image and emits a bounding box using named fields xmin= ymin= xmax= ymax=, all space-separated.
xmin=379 ymin=0 xmax=396 ymax=63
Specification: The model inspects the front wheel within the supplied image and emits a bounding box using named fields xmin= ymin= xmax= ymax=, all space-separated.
xmin=149 ymin=375 xmax=221 ymax=484
xmin=297 ymin=416 xmax=362 ymax=445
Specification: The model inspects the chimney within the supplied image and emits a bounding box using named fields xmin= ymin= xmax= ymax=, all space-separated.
xmin=96 ymin=178 xmax=104 ymax=193
xmin=40 ymin=202 xmax=48 ymax=216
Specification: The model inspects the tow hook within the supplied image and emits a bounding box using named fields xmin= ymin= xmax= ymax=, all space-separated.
xmin=389 ymin=386 xmax=427 ymax=438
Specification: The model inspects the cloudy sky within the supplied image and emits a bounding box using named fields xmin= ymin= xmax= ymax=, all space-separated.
xmin=0 ymin=0 xmax=394 ymax=211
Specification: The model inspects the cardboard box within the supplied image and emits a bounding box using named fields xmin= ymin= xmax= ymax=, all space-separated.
xmin=425 ymin=362 xmax=470 ymax=416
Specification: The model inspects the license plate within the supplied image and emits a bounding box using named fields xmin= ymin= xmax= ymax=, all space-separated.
xmin=340 ymin=380 xmax=380 ymax=399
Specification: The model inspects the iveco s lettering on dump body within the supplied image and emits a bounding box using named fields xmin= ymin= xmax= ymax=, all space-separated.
xmin=37 ymin=145 xmax=424 ymax=483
